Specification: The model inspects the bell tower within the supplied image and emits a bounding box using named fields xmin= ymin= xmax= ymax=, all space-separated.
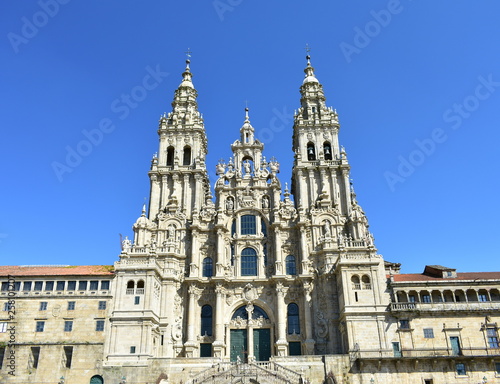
xmin=147 ymin=57 xmax=210 ymax=225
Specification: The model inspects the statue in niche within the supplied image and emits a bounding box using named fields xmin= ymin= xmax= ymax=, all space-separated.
xmin=167 ymin=224 xmax=176 ymax=240
xmin=226 ymin=197 xmax=234 ymax=210
xmin=323 ymin=221 xmax=331 ymax=238
xmin=244 ymin=160 xmax=252 ymax=175
xmin=262 ymin=196 xmax=269 ymax=209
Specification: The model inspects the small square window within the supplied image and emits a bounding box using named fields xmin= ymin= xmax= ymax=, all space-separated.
xmin=134 ymin=296 xmax=140 ymax=305
xmin=34 ymin=281 xmax=43 ymax=291
xmin=130 ymin=346 xmax=136 ymax=354
xmin=39 ymin=302 xmax=47 ymax=311
xmin=422 ymin=295 xmax=431 ymax=303
xmin=424 ymin=380 xmax=433 ymax=384
xmin=64 ymin=321 xmax=73 ymax=332
xmin=23 ymin=281 xmax=32 ymax=291
xmin=36 ymin=321 xmax=45 ymax=332
xmin=67 ymin=281 xmax=76 ymax=291
xmin=479 ymin=294 xmax=488 ymax=302
xmin=98 ymin=301 xmax=106 ymax=310
xmin=101 ymin=280 xmax=110 ymax=290
xmin=455 ymin=363 xmax=466 ymax=376
xmin=67 ymin=301 xmax=75 ymax=310
xmin=408 ymin=295 xmax=416 ymax=303
xmin=56 ymin=281 xmax=65 ymax=291
xmin=90 ymin=281 xmax=99 ymax=290
xmin=45 ymin=281 xmax=54 ymax=291
xmin=96 ymin=320 xmax=105 ymax=332
xmin=399 ymin=320 xmax=410 ymax=329
xmin=0 ymin=282 xmax=8 ymax=291
xmin=424 ymin=328 xmax=434 ymax=338
xmin=78 ymin=281 xmax=87 ymax=291
xmin=0 ymin=322 xmax=7 ymax=332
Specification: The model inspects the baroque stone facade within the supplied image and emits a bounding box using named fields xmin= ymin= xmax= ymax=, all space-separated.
xmin=1 ymin=56 xmax=500 ymax=384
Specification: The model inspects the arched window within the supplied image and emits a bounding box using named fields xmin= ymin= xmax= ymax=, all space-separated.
xmin=241 ymin=215 xmax=256 ymax=235
xmin=241 ymin=248 xmax=257 ymax=276
xmin=285 ymin=255 xmax=296 ymax=275
xmin=201 ymin=305 xmax=213 ymax=336
xmin=202 ymin=257 xmax=213 ymax=277
xmin=136 ymin=280 xmax=145 ymax=294
xmin=166 ymin=146 xmax=174 ymax=166
xmin=351 ymin=275 xmax=360 ymax=290
xmin=362 ymin=275 xmax=371 ymax=290
xmin=287 ymin=303 xmax=300 ymax=334
xmin=323 ymin=142 xmax=332 ymax=160
xmin=232 ymin=305 xmax=269 ymax=320
xmin=126 ymin=280 xmax=135 ymax=294
xmin=307 ymin=142 xmax=316 ymax=161
xmin=90 ymin=375 xmax=104 ymax=384
xmin=183 ymin=146 xmax=191 ymax=165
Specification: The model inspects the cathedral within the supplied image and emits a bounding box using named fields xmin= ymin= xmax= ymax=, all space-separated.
xmin=1 ymin=56 xmax=500 ymax=384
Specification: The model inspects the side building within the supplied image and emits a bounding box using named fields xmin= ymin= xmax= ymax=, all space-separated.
xmin=0 ymin=265 xmax=113 ymax=384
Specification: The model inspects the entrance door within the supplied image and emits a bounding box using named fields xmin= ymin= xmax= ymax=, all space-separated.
xmin=450 ymin=336 xmax=461 ymax=355
xmin=253 ymin=328 xmax=271 ymax=361
xmin=230 ymin=329 xmax=248 ymax=362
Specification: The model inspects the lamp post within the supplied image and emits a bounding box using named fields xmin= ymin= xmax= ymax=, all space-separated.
xmin=120 ymin=376 xmax=127 ymax=384
xmin=482 ymin=376 xmax=487 ymax=384
xmin=58 ymin=376 xmax=65 ymax=384
xmin=370 ymin=378 xmax=375 ymax=384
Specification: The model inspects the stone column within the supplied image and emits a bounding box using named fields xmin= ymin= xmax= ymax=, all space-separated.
xmin=215 ymin=229 xmax=224 ymax=276
xmin=274 ymin=226 xmax=283 ymax=275
xmin=190 ymin=229 xmax=199 ymax=277
xmin=275 ymin=282 xmax=288 ymax=356
xmin=246 ymin=303 xmax=254 ymax=362
xmin=184 ymin=285 xmax=199 ymax=357
xmin=213 ymin=284 xmax=225 ymax=357
xmin=183 ymin=174 xmax=190 ymax=217
xmin=303 ymin=281 xmax=315 ymax=354
xmin=299 ymin=227 xmax=309 ymax=274
xmin=341 ymin=169 xmax=351 ymax=216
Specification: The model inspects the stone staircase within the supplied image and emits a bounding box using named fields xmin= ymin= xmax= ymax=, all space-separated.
xmin=187 ymin=361 xmax=304 ymax=384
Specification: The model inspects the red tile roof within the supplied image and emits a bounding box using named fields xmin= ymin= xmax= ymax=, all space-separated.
xmin=392 ymin=271 xmax=500 ymax=282
xmin=0 ymin=265 xmax=114 ymax=277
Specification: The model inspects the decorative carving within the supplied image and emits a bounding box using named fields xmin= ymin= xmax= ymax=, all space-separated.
xmin=243 ymin=283 xmax=257 ymax=302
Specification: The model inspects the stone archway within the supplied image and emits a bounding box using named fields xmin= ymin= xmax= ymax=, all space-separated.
xmin=89 ymin=375 xmax=104 ymax=384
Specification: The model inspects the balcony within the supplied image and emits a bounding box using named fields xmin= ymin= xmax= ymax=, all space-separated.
xmin=391 ymin=301 xmax=500 ymax=312
xmin=352 ymin=347 xmax=500 ymax=360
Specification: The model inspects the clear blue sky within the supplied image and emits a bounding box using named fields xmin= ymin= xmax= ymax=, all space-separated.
xmin=1 ymin=1 xmax=499 ymax=273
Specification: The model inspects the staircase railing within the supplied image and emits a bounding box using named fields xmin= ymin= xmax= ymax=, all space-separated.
xmin=187 ymin=361 xmax=303 ymax=384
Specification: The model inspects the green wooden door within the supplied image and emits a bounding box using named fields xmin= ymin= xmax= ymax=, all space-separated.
xmin=253 ymin=328 xmax=271 ymax=361
xmin=289 ymin=341 xmax=301 ymax=356
xmin=230 ymin=329 xmax=248 ymax=362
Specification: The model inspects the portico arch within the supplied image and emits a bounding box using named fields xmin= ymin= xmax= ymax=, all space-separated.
xmin=228 ymin=303 xmax=273 ymax=362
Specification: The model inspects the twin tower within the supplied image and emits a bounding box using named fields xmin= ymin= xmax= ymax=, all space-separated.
xmin=105 ymin=55 xmax=388 ymax=366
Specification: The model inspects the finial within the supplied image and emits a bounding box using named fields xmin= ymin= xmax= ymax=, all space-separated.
xmin=184 ymin=48 xmax=192 ymax=71
xmin=244 ymin=106 xmax=250 ymax=123
xmin=305 ymin=43 xmax=311 ymax=64
xmin=141 ymin=202 xmax=146 ymax=216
